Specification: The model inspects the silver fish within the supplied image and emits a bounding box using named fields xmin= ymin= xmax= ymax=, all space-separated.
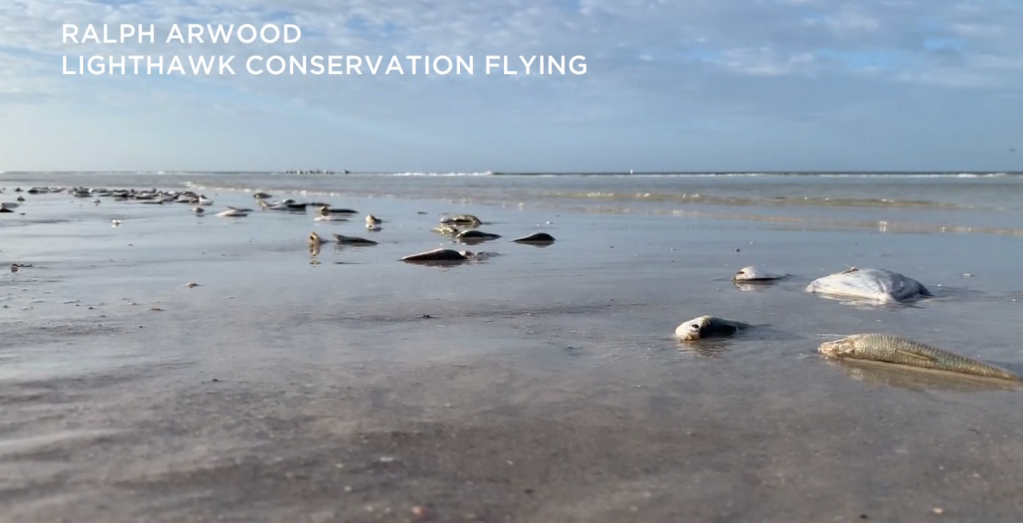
xmin=806 ymin=267 xmax=932 ymax=303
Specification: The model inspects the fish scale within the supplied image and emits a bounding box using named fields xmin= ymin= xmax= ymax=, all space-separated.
xmin=819 ymin=333 xmax=1022 ymax=382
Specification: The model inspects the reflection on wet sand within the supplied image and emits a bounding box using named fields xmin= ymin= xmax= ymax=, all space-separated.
xmin=807 ymin=293 xmax=935 ymax=310
xmin=676 ymin=338 xmax=734 ymax=358
xmin=402 ymin=259 xmax=473 ymax=268
xmin=733 ymin=281 xmax=780 ymax=293
xmin=559 ymin=205 xmax=1023 ymax=237
xmin=823 ymin=358 xmax=1021 ymax=393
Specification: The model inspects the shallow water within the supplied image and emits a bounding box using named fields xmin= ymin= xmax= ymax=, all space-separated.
xmin=1 ymin=174 xmax=1022 ymax=522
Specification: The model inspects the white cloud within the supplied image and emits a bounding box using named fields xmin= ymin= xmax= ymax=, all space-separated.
xmin=896 ymin=69 xmax=996 ymax=88
xmin=805 ymin=7 xmax=881 ymax=33
xmin=714 ymin=47 xmax=817 ymax=77
xmin=0 ymin=0 xmax=1021 ymax=134
xmin=950 ymin=23 xmax=1005 ymax=38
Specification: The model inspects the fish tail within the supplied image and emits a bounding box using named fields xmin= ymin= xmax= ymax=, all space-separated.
xmin=980 ymin=366 xmax=1022 ymax=382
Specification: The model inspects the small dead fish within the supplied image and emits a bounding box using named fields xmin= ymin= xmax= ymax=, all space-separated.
xmin=456 ymin=229 xmax=501 ymax=242
xmin=512 ymin=232 xmax=556 ymax=245
xmin=733 ymin=265 xmax=787 ymax=282
xmin=818 ymin=333 xmax=1021 ymax=382
xmin=675 ymin=315 xmax=749 ymax=341
xmin=401 ymin=248 xmax=475 ymax=263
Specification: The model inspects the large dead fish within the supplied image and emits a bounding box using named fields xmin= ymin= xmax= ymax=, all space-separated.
xmin=818 ymin=333 xmax=1021 ymax=382
xmin=806 ymin=267 xmax=931 ymax=303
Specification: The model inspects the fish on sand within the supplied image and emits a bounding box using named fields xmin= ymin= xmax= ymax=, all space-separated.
xmin=806 ymin=267 xmax=931 ymax=303
xmin=733 ymin=265 xmax=787 ymax=282
xmin=401 ymin=248 xmax=475 ymax=263
xmin=674 ymin=315 xmax=749 ymax=341
xmin=818 ymin=333 xmax=1021 ymax=382
xmin=332 ymin=233 xmax=377 ymax=246
xmin=512 ymin=232 xmax=556 ymax=245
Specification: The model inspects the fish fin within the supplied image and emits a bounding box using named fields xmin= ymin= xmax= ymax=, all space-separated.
xmin=895 ymin=348 xmax=940 ymax=364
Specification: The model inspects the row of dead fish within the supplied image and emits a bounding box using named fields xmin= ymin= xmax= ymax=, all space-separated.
xmin=676 ymin=266 xmax=1021 ymax=383
xmin=12 ymin=188 xmax=557 ymax=251
xmin=307 ymin=211 xmax=557 ymax=264
xmin=732 ymin=265 xmax=932 ymax=303
xmin=203 ymin=193 xmax=356 ymax=219
xmin=74 ymin=187 xmax=215 ymax=204
xmin=8 ymin=186 xmax=220 ymax=209
xmin=9 ymin=186 xmax=68 ymax=194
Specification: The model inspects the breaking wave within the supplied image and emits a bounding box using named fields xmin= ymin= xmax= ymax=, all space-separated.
xmin=539 ymin=191 xmax=973 ymax=210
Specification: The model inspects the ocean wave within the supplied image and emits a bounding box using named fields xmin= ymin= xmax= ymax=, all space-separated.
xmin=491 ymin=171 xmax=1018 ymax=178
xmin=539 ymin=191 xmax=971 ymax=210
xmin=390 ymin=171 xmax=494 ymax=177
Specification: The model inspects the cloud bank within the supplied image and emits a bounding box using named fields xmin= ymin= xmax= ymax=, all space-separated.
xmin=1 ymin=0 xmax=1021 ymax=171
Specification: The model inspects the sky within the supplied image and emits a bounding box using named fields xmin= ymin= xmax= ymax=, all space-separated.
xmin=1 ymin=0 xmax=1022 ymax=172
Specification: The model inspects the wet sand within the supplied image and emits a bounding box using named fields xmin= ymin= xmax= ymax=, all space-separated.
xmin=2 ymin=182 xmax=1023 ymax=522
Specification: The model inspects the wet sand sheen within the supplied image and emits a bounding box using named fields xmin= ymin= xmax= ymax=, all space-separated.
xmin=1 ymin=179 xmax=1023 ymax=522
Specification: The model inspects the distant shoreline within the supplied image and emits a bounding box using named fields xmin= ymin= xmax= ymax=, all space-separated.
xmin=1 ymin=170 xmax=1021 ymax=176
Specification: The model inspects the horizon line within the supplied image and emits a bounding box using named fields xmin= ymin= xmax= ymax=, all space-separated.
xmin=1 ymin=170 xmax=1021 ymax=175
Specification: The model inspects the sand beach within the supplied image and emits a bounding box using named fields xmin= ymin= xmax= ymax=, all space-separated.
xmin=1 ymin=171 xmax=1022 ymax=522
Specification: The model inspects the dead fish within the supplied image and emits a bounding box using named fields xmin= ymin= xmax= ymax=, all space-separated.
xmin=401 ymin=248 xmax=476 ymax=263
xmin=318 ymin=206 xmax=358 ymax=215
xmin=733 ymin=265 xmax=787 ymax=282
xmin=675 ymin=315 xmax=749 ymax=341
xmin=440 ymin=213 xmax=482 ymax=226
xmin=456 ymin=229 xmax=501 ymax=242
xmin=332 ymin=233 xmax=377 ymax=246
xmin=818 ymin=333 xmax=1021 ymax=382
xmin=806 ymin=267 xmax=931 ymax=303
xmin=216 ymin=209 xmax=249 ymax=218
xmin=512 ymin=232 xmax=556 ymax=245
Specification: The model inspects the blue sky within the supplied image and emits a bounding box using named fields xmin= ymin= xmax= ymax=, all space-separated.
xmin=1 ymin=0 xmax=1022 ymax=172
